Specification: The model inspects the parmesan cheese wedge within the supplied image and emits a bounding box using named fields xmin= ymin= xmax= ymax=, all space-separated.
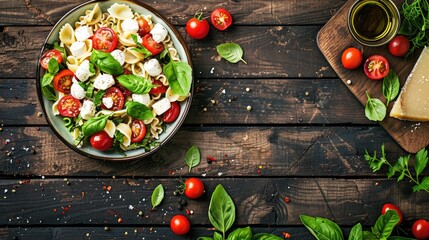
xmin=390 ymin=46 xmax=429 ymax=121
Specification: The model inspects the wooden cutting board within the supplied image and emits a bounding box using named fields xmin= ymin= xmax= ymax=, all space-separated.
xmin=317 ymin=0 xmax=429 ymax=153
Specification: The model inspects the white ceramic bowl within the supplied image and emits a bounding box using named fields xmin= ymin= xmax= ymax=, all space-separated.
xmin=36 ymin=0 xmax=193 ymax=160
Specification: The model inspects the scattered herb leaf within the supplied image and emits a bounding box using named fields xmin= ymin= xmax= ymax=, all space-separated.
xmin=382 ymin=70 xmax=400 ymax=106
xmin=185 ymin=145 xmax=201 ymax=173
xmin=151 ymin=184 xmax=164 ymax=209
xmin=216 ymin=42 xmax=247 ymax=64
xmin=365 ymin=91 xmax=387 ymax=121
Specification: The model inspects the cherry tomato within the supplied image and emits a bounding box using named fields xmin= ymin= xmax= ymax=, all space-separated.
xmin=100 ymin=87 xmax=125 ymax=111
xmin=162 ymin=101 xmax=180 ymax=123
xmin=211 ymin=8 xmax=233 ymax=31
xmin=90 ymin=131 xmax=114 ymax=151
xmin=114 ymin=81 xmax=132 ymax=98
xmin=142 ymin=34 xmax=164 ymax=56
xmin=40 ymin=49 xmax=63 ymax=70
xmin=57 ymin=95 xmax=81 ymax=118
xmin=184 ymin=177 xmax=205 ymax=199
xmin=93 ymin=27 xmax=118 ymax=52
xmin=388 ymin=35 xmax=410 ymax=57
xmin=131 ymin=119 xmax=147 ymax=143
xmin=341 ymin=47 xmax=363 ymax=69
xmin=412 ymin=219 xmax=429 ymax=240
xmin=363 ymin=55 xmax=390 ymax=80
xmin=170 ymin=214 xmax=190 ymax=235
xmin=381 ymin=203 xmax=403 ymax=225
xmin=54 ymin=69 xmax=74 ymax=94
xmin=149 ymin=80 xmax=167 ymax=94
xmin=137 ymin=17 xmax=151 ymax=37
xmin=186 ymin=12 xmax=210 ymax=40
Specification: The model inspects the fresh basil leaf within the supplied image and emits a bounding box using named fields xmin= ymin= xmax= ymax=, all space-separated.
xmin=213 ymin=232 xmax=223 ymax=240
xmin=299 ymin=215 xmax=344 ymax=240
xmin=88 ymin=62 xmax=96 ymax=74
xmin=131 ymin=34 xmax=152 ymax=58
xmin=348 ymin=223 xmax=363 ymax=240
xmin=48 ymin=57 xmax=59 ymax=74
xmin=90 ymin=49 xmax=123 ymax=75
xmin=42 ymin=85 xmax=57 ymax=101
xmin=93 ymin=90 xmax=106 ymax=107
xmin=116 ymin=74 xmax=153 ymax=94
xmin=382 ymin=70 xmax=400 ymax=105
xmin=252 ymin=233 xmax=283 ymax=240
xmin=54 ymin=41 xmax=66 ymax=62
xmin=86 ymin=83 xmax=95 ymax=98
xmin=412 ymin=176 xmax=429 ymax=192
xmin=228 ymin=226 xmax=252 ymax=240
xmin=163 ymin=59 xmax=192 ymax=96
xmin=151 ymin=184 xmax=164 ymax=209
xmin=81 ymin=114 xmax=109 ymax=137
xmin=125 ymin=101 xmax=154 ymax=120
xmin=114 ymin=131 xmax=125 ymax=144
xmin=159 ymin=48 xmax=169 ymax=59
xmin=414 ymin=148 xmax=428 ymax=178
xmin=42 ymin=73 xmax=54 ymax=87
xmin=216 ymin=42 xmax=247 ymax=64
xmin=208 ymin=184 xmax=236 ymax=236
xmin=365 ymin=92 xmax=387 ymax=121
xmin=185 ymin=145 xmax=200 ymax=173
xmin=363 ymin=231 xmax=378 ymax=240
xmin=197 ymin=237 xmax=213 ymax=240
xmin=388 ymin=236 xmax=419 ymax=240
xmin=371 ymin=210 xmax=400 ymax=238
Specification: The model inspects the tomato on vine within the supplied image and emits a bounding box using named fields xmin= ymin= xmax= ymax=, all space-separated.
xmin=175 ymin=177 xmax=205 ymax=199
xmin=186 ymin=11 xmax=210 ymax=40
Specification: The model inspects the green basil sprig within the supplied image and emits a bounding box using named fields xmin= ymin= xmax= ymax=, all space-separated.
xmin=116 ymin=74 xmax=153 ymax=94
xmin=216 ymin=42 xmax=247 ymax=64
xmin=90 ymin=49 xmax=123 ymax=75
xmin=41 ymin=58 xmax=60 ymax=101
xmin=365 ymin=91 xmax=387 ymax=122
xmin=209 ymin=184 xmax=236 ymax=239
xmin=151 ymin=183 xmax=164 ymax=209
xmin=131 ymin=34 xmax=152 ymax=58
xmin=300 ymin=215 xmax=344 ymax=240
xmin=163 ymin=58 xmax=192 ymax=96
xmin=81 ymin=114 xmax=109 ymax=137
xmin=185 ymin=145 xmax=200 ymax=173
xmin=348 ymin=223 xmax=363 ymax=240
xmin=227 ymin=227 xmax=252 ymax=240
xmin=382 ymin=70 xmax=400 ymax=106
xmin=125 ymin=101 xmax=154 ymax=120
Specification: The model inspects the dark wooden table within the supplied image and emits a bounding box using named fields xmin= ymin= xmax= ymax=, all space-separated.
xmin=0 ymin=0 xmax=428 ymax=239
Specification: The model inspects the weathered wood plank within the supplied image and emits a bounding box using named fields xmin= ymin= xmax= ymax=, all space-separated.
xmin=0 ymin=126 xmax=406 ymax=177
xmin=1 ymin=178 xmax=428 ymax=226
xmin=0 ymin=0 xmax=346 ymax=26
xmin=0 ymin=78 xmax=369 ymax=125
xmin=0 ymin=26 xmax=337 ymax=79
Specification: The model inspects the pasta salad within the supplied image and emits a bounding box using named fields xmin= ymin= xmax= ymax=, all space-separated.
xmin=39 ymin=3 xmax=192 ymax=153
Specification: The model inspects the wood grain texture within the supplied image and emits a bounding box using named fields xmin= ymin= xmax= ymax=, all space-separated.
xmin=317 ymin=0 xmax=429 ymax=153
xmin=0 ymin=78 xmax=369 ymax=125
xmin=0 ymin=126 xmax=406 ymax=177
xmin=0 ymin=26 xmax=336 ymax=79
xmin=0 ymin=0 xmax=346 ymax=26
xmin=1 ymin=178 xmax=428 ymax=226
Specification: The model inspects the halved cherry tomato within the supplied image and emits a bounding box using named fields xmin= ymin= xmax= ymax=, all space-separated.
xmin=93 ymin=27 xmax=118 ymax=52
xmin=412 ymin=219 xmax=429 ymax=240
xmin=40 ymin=49 xmax=63 ymax=70
xmin=184 ymin=177 xmax=205 ymax=199
xmin=142 ymin=34 xmax=164 ymax=56
xmin=54 ymin=69 xmax=74 ymax=94
xmin=137 ymin=17 xmax=151 ymax=37
xmin=363 ymin=55 xmax=390 ymax=80
xmin=100 ymin=87 xmax=125 ymax=110
xmin=211 ymin=8 xmax=233 ymax=31
xmin=114 ymin=81 xmax=132 ymax=98
xmin=388 ymin=35 xmax=410 ymax=57
xmin=381 ymin=203 xmax=403 ymax=225
xmin=131 ymin=119 xmax=147 ymax=143
xmin=162 ymin=101 xmax=180 ymax=123
xmin=57 ymin=95 xmax=81 ymax=118
xmin=149 ymin=80 xmax=167 ymax=94
xmin=170 ymin=214 xmax=190 ymax=235
xmin=186 ymin=12 xmax=210 ymax=40
xmin=90 ymin=131 xmax=113 ymax=151
xmin=341 ymin=47 xmax=363 ymax=69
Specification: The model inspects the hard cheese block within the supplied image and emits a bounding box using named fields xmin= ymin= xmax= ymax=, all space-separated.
xmin=390 ymin=46 xmax=429 ymax=121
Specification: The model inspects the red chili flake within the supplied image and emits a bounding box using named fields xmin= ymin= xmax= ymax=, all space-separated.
xmin=118 ymin=218 xmax=123 ymax=223
xmin=257 ymin=169 xmax=261 ymax=174
xmin=53 ymin=208 xmax=57 ymax=213
xmin=103 ymin=185 xmax=107 ymax=190
xmin=168 ymin=170 xmax=175 ymax=175
xmin=207 ymin=156 xmax=217 ymax=161
xmin=107 ymin=186 xmax=112 ymax=191
xmin=186 ymin=209 xmax=191 ymax=215
xmin=282 ymin=232 xmax=291 ymax=238
xmin=284 ymin=197 xmax=290 ymax=203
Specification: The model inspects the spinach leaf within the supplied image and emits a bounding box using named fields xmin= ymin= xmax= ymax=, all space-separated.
xmin=216 ymin=42 xmax=247 ymax=64
xmin=299 ymin=215 xmax=344 ymax=240
xmin=81 ymin=114 xmax=109 ymax=137
xmin=125 ymin=101 xmax=154 ymax=120
xmin=371 ymin=210 xmax=400 ymax=239
xmin=252 ymin=233 xmax=283 ymax=240
xmin=163 ymin=59 xmax=192 ymax=96
xmin=382 ymin=70 xmax=400 ymax=106
xmin=208 ymin=184 xmax=236 ymax=238
xmin=228 ymin=226 xmax=252 ymax=240
xmin=42 ymin=85 xmax=57 ymax=101
xmin=151 ymin=184 xmax=164 ymax=209
xmin=131 ymin=34 xmax=152 ymax=58
xmin=116 ymin=74 xmax=153 ymax=94
xmin=365 ymin=91 xmax=387 ymax=121
xmin=348 ymin=223 xmax=363 ymax=240
xmin=185 ymin=145 xmax=200 ymax=173
xmin=90 ymin=49 xmax=123 ymax=75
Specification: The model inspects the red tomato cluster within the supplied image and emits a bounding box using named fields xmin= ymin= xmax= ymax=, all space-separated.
xmin=186 ymin=8 xmax=233 ymax=40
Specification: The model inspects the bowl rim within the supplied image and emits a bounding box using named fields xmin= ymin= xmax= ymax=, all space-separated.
xmin=36 ymin=0 xmax=193 ymax=161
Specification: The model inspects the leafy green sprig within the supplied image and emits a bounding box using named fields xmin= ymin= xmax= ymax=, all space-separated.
xmin=365 ymin=144 xmax=429 ymax=193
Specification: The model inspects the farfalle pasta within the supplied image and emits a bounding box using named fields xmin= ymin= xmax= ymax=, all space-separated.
xmin=38 ymin=2 xmax=192 ymax=153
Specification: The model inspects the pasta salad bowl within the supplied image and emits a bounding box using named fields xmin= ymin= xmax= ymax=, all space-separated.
xmin=36 ymin=0 xmax=193 ymax=161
